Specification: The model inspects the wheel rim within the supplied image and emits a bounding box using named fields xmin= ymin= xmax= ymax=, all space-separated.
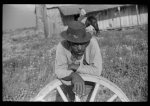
xmin=81 ymin=74 xmax=129 ymax=102
xmin=30 ymin=74 xmax=130 ymax=102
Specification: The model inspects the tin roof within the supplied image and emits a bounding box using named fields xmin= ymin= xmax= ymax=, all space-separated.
xmin=47 ymin=5 xmax=125 ymax=16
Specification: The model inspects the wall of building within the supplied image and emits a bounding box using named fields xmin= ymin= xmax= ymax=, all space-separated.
xmin=61 ymin=15 xmax=75 ymax=26
xmin=36 ymin=5 xmax=148 ymax=37
xmin=47 ymin=8 xmax=64 ymax=36
xmin=59 ymin=5 xmax=148 ymax=31
xmin=95 ymin=5 xmax=148 ymax=30
xmin=138 ymin=5 xmax=148 ymax=25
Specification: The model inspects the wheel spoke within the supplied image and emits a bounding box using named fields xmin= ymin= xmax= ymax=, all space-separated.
xmin=75 ymin=95 xmax=81 ymax=102
xmin=107 ymin=94 xmax=118 ymax=102
xmin=56 ymin=86 xmax=68 ymax=102
xmin=30 ymin=79 xmax=62 ymax=101
xmin=81 ymin=74 xmax=129 ymax=102
xmin=30 ymin=74 xmax=129 ymax=102
xmin=89 ymin=83 xmax=100 ymax=102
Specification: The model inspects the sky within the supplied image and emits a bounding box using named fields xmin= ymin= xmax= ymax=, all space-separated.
xmin=3 ymin=4 xmax=36 ymax=31
xmin=2 ymin=4 xmax=75 ymax=31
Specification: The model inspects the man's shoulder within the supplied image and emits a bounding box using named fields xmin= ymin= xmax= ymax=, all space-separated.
xmin=90 ymin=37 xmax=98 ymax=44
xmin=88 ymin=37 xmax=100 ymax=50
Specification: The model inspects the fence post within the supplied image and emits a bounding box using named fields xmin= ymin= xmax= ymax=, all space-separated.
xmin=43 ymin=4 xmax=50 ymax=38
xmin=35 ymin=4 xmax=44 ymax=35
xmin=136 ymin=5 xmax=140 ymax=26
xmin=118 ymin=6 xmax=122 ymax=29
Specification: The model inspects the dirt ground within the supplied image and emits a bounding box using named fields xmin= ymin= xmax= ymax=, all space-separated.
xmin=3 ymin=25 xmax=148 ymax=101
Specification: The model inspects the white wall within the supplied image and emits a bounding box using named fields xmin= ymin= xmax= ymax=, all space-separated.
xmin=97 ymin=13 xmax=148 ymax=30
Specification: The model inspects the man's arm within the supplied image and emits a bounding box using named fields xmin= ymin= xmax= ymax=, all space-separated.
xmin=77 ymin=37 xmax=102 ymax=76
xmin=55 ymin=43 xmax=85 ymax=95
xmin=55 ymin=43 xmax=74 ymax=79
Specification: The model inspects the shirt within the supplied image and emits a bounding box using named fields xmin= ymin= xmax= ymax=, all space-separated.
xmin=55 ymin=37 xmax=102 ymax=79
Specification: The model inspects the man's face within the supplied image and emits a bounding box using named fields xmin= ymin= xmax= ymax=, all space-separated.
xmin=69 ymin=41 xmax=90 ymax=57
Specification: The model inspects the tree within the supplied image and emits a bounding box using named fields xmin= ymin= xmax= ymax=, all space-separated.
xmin=35 ymin=4 xmax=49 ymax=38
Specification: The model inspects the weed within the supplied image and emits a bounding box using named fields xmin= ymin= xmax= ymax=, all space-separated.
xmin=3 ymin=25 xmax=148 ymax=101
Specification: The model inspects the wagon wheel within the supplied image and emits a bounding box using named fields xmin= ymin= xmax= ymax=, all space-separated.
xmin=30 ymin=74 xmax=130 ymax=102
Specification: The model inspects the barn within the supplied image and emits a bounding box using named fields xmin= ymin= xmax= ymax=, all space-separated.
xmin=35 ymin=4 xmax=148 ymax=38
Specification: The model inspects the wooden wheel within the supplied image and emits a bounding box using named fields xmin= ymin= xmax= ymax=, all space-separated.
xmin=30 ymin=74 xmax=130 ymax=102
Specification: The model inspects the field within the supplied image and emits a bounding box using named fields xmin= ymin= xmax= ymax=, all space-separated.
xmin=2 ymin=25 xmax=148 ymax=101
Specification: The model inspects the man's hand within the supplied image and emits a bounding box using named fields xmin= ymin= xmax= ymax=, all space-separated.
xmin=71 ymin=72 xmax=85 ymax=96
xmin=68 ymin=63 xmax=80 ymax=71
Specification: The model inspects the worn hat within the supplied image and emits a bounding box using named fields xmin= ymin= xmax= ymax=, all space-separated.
xmin=61 ymin=21 xmax=92 ymax=43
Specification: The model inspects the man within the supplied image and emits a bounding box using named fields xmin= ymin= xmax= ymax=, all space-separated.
xmin=55 ymin=21 xmax=102 ymax=101
xmin=78 ymin=8 xmax=100 ymax=37
xmin=78 ymin=8 xmax=87 ymax=24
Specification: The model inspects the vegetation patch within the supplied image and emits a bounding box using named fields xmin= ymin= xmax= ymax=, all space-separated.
xmin=3 ymin=25 xmax=148 ymax=101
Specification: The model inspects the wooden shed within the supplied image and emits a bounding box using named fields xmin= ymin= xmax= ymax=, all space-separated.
xmin=35 ymin=4 xmax=148 ymax=38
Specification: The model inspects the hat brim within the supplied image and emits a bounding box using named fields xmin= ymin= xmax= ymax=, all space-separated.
xmin=61 ymin=31 xmax=92 ymax=43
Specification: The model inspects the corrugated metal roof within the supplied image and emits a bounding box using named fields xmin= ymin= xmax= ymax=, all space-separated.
xmin=56 ymin=5 xmax=125 ymax=16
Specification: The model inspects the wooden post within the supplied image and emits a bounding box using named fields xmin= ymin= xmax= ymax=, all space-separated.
xmin=35 ymin=5 xmax=38 ymax=31
xmin=43 ymin=4 xmax=49 ymax=38
xmin=136 ymin=5 xmax=140 ymax=25
xmin=118 ymin=6 xmax=122 ymax=29
xmin=35 ymin=4 xmax=44 ymax=34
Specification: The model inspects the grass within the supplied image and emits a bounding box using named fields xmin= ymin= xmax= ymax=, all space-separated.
xmin=3 ymin=25 xmax=148 ymax=101
xmin=3 ymin=30 xmax=60 ymax=101
xmin=98 ymin=25 xmax=148 ymax=101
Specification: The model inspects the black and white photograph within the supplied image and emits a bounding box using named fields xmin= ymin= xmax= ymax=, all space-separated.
xmin=2 ymin=4 xmax=148 ymax=102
